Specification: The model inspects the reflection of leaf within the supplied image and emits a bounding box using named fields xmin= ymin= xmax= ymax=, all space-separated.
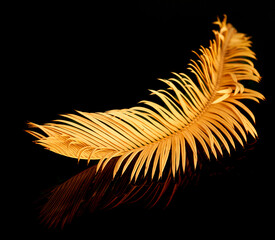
xmin=27 ymin=15 xmax=264 ymax=228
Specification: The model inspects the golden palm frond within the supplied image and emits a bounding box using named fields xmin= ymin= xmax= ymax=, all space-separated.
xmin=27 ymin=15 xmax=264 ymax=227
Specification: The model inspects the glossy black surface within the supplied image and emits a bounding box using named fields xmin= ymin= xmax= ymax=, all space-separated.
xmin=13 ymin=0 xmax=273 ymax=236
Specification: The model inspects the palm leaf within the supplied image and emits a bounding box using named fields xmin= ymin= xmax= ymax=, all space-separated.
xmin=27 ymin=15 xmax=264 ymax=227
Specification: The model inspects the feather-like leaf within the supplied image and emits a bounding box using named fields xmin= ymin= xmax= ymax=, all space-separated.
xmin=27 ymin=15 xmax=264 ymax=227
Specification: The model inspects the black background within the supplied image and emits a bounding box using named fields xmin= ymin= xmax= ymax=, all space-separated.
xmin=10 ymin=0 xmax=274 ymax=237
